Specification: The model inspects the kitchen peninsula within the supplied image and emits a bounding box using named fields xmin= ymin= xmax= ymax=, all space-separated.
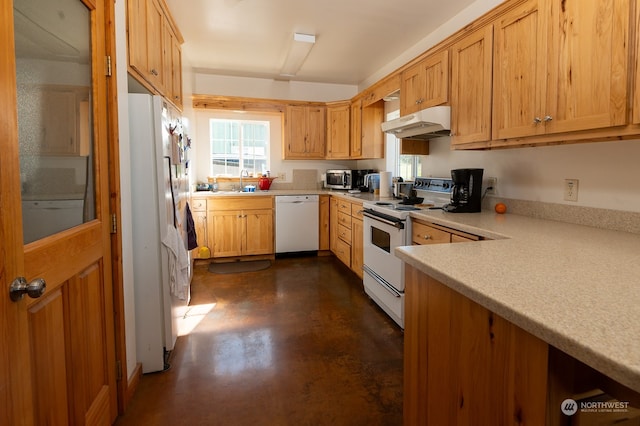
xmin=397 ymin=209 xmax=640 ymax=424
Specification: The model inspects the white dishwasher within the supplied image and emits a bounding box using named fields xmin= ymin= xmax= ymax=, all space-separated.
xmin=275 ymin=195 xmax=319 ymax=254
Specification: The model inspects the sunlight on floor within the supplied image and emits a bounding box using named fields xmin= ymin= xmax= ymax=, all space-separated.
xmin=178 ymin=303 xmax=216 ymax=336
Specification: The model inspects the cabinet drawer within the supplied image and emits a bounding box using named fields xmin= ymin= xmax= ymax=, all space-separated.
xmin=191 ymin=198 xmax=206 ymax=211
xmin=351 ymin=202 xmax=364 ymax=219
xmin=337 ymin=200 xmax=352 ymax=215
xmin=412 ymin=221 xmax=451 ymax=245
xmin=334 ymin=238 xmax=351 ymax=267
xmin=208 ymin=196 xmax=273 ymax=211
xmin=337 ymin=223 xmax=352 ymax=244
xmin=337 ymin=211 xmax=352 ymax=229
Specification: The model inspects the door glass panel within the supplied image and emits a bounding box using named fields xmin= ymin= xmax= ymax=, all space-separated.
xmin=14 ymin=0 xmax=94 ymax=244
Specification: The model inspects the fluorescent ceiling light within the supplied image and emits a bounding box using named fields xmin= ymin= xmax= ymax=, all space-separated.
xmin=279 ymin=32 xmax=316 ymax=78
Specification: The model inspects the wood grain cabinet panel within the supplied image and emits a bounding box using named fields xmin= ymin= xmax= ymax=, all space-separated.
xmin=326 ymin=102 xmax=350 ymax=159
xmin=450 ymin=25 xmax=494 ymax=146
xmin=492 ymin=0 xmax=630 ymax=140
xmin=400 ymin=49 xmax=449 ymax=115
xmin=404 ymin=266 xmax=549 ymax=426
xmin=284 ymin=105 xmax=326 ymax=159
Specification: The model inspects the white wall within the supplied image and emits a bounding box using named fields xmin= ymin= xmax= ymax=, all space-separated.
xmin=194 ymin=73 xmax=357 ymax=102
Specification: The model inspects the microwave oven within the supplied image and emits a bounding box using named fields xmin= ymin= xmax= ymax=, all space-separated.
xmin=324 ymin=169 xmax=376 ymax=190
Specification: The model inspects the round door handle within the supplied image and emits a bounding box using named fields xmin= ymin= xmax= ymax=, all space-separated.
xmin=10 ymin=277 xmax=46 ymax=302
xmin=543 ymin=115 xmax=553 ymax=122
xmin=533 ymin=117 xmax=542 ymax=124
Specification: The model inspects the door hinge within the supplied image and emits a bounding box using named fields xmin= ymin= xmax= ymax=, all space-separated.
xmin=111 ymin=213 xmax=117 ymax=234
xmin=116 ymin=360 xmax=122 ymax=381
xmin=106 ymin=55 xmax=112 ymax=77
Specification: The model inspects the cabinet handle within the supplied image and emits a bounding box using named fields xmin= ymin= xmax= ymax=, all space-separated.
xmin=533 ymin=117 xmax=542 ymax=124
xmin=418 ymin=234 xmax=431 ymax=240
xmin=543 ymin=115 xmax=553 ymax=122
xmin=150 ymin=69 xmax=159 ymax=76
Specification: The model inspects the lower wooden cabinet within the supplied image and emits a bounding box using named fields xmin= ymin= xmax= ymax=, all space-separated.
xmin=208 ymin=196 xmax=274 ymax=258
xmin=330 ymin=196 xmax=363 ymax=276
xmin=412 ymin=219 xmax=481 ymax=245
xmin=319 ymin=195 xmax=330 ymax=250
xmin=404 ymin=265 xmax=549 ymax=425
xmin=190 ymin=197 xmax=209 ymax=259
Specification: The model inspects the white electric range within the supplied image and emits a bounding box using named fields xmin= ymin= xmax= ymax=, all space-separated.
xmin=361 ymin=177 xmax=452 ymax=328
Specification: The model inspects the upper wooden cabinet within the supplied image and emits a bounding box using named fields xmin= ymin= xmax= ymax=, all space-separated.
xmin=127 ymin=0 xmax=183 ymax=109
xmin=400 ymin=49 xmax=449 ymax=115
xmin=326 ymin=101 xmax=351 ymax=159
xmin=350 ymin=99 xmax=362 ymax=158
xmin=492 ymin=0 xmax=630 ymax=140
xmin=350 ymin=98 xmax=384 ymax=159
xmin=450 ymin=25 xmax=494 ymax=146
xmin=283 ymin=105 xmax=326 ymax=159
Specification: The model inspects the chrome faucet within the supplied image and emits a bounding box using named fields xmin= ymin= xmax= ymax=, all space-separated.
xmin=239 ymin=169 xmax=249 ymax=189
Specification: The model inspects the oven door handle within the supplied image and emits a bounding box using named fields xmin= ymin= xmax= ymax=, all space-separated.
xmin=362 ymin=211 xmax=405 ymax=230
xmin=363 ymin=265 xmax=402 ymax=298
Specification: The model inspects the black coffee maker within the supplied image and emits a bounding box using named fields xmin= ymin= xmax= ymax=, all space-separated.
xmin=445 ymin=168 xmax=484 ymax=213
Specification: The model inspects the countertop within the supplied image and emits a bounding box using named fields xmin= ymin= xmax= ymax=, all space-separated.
xmin=191 ymin=188 xmax=384 ymax=203
xmin=395 ymin=209 xmax=640 ymax=393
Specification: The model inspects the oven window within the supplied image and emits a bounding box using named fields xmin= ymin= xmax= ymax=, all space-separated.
xmin=371 ymin=226 xmax=391 ymax=253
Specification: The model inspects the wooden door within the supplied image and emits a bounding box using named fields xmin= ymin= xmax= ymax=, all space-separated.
xmin=544 ymin=0 xmax=629 ymax=134
xmin=349 ymin=99 xmax=362 ymax=158
xmin=305 ymin=106 xmax=326 ymax=158
xmin=350 ymin=218 xmax=364 ymax=279
xmin=450 ymin=25 xmax=494 ymax=146
xmin=127 ymin=0 xmax=148 ymax=79
xmin=212 ymin=211 xmax=243 ymax=257
xmin=400 ymin=60 xmax=425 ymax=115
xmin=492 ymin=0 xmax=546 ymax=140
xmin=1 ymin=0 xmax=117 ymax=424
xmin=243 ymin=210 xmax=273 ymax=255
xmin=421 ymin=50 xmax=449 ymax=109
xmin=147 ymin=0 xmax=165 ymax=89
xmin=326 ymin=103 xmax=350 ymax=159
xmin=284 ymin=105 xmax=307 ymax=158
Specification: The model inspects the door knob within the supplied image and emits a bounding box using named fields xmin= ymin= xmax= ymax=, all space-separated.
xmin=10 ymin=277 xmax=46 ymax=302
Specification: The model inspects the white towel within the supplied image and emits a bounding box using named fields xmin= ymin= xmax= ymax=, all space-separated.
xmin=162 ymin=224 xmax=189 ymax=300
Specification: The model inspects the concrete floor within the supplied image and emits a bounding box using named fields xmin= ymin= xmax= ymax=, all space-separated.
xmin=115 ymin=256 xmax=404 ymax=425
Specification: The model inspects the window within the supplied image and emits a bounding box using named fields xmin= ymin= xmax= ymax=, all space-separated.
xmin=210 ymin=119 xmax=270 ymax=176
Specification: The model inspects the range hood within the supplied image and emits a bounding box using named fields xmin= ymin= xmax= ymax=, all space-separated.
xmin=381 ymin=105 xmax=451 ymax=140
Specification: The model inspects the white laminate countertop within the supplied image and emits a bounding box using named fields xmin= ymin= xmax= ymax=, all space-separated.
xmin=395 ymin=209 xmax=640 ymax=393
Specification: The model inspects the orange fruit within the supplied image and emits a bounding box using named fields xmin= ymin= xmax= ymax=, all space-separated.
xmin=494 ymin=203 xmax=507 ymax=214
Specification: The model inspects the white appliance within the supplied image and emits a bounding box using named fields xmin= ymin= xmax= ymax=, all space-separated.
xmin=361 ymin=177 xmax=452 ymax=328
xmin=381 ymin=106 xmax=451 ymax=140
xmin=128 ymin=94 xmax=190 ymax=373
xmin=275 ymin=195 xmax=319 ymax=253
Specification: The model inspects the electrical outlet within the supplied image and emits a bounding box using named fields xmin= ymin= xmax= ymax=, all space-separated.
xmin=277 ymin=172 xmax=286 ymax=181
xmin=564 ymin=179 xmax=579 ymax=202
xmin=486 ymin=177 xmax=497 ymax=195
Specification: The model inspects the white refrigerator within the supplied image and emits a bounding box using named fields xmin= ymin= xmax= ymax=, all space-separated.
xmin=128 ymin=94 xmax=190 ymax=373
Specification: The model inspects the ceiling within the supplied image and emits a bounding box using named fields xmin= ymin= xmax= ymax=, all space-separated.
xmin=164 ymin=0 xmax=476 ymax=86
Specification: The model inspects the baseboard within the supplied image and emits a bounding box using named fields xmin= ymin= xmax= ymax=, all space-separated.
xmin=123 ymin=363 xmax=142 ymax=411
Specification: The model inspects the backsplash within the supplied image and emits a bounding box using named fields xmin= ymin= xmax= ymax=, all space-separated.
xmin=271 ymin=169 xmax=322 ymax=190
xmin=483 ymin=196 xmax=640 ymax=235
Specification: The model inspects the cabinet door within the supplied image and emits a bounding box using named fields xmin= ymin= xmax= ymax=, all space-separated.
xmin=243 ymin=210 xmax=273 ymax=255
xmin=212 ymin=211 xmax=243 ymax=257
xmin=543 ymin=0 xmax=629 ymax=134
xmin=451 ymin=25 xmax=494 ymax=145
xmin=351 ymin=218 xmax=364 ymax=279
xmin=41 ymin=89 xmax=77 ymax=155
xmin=306 ymin=106 xmax=326 ymax=157
xmin=350 ymin=99 xmax=362 ymax=158
xmin=146 ymin=0 xmax=165 ymax=89
xmin=360 ymin=101 xmax=385 ymax=159
xmin=401 ymin=50 xmax=449 ymax=115
xmin=329 ymin=197 xmax=339 ymax=253
xmin=493 ymin=1 xmax=546 ymax=140
xmin=191 ymin=210 xmax=208 ymax=259
xmin=326 ymin=104 xmax=350 ymax=159
xmin=170 ymin=35 xmax=183 ymax=109
xmin=400 ymin=60 xmax=426 ymax=115
xmin=127 ymin=0 xmax=148 ymax=78
xmin=284 ymin=105 xmax=309 ymax=158
xmin=319 ymin=195 xmax=330 ymax=250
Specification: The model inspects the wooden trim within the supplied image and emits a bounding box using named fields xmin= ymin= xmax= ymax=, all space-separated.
xmin=209 ymin=254 xmax=275 ymax=264
xmin=123 ymin=363 xmax=142 ymax=411
xmin=192 ymin=94 xmax=325 ymax=112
